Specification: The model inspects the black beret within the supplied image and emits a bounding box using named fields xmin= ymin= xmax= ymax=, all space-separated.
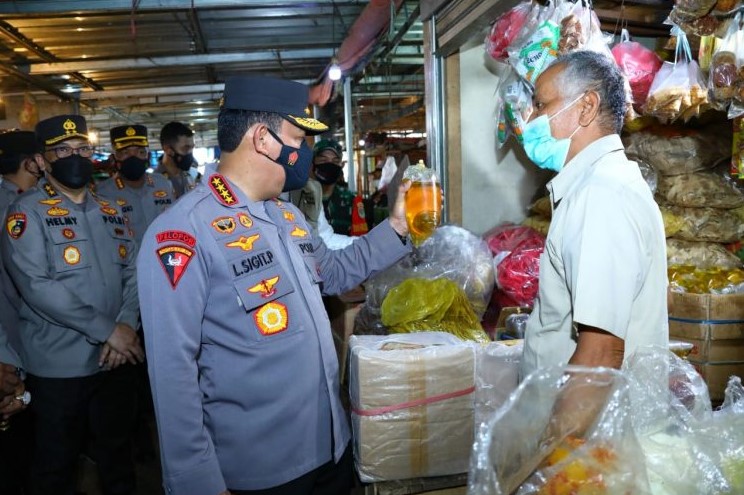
xmin=110 ymin=124 xmax=148 ymax=150
xmin=220 ymin=76 xmax=328 ymax=135
xmin=35 ymin=115 xmax=88 ymax=146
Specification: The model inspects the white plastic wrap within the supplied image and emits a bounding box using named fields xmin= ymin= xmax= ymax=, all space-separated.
xmin=349 ymin=332 xmax=477 ymax=482
xmin=474 ymin=341 xmax=523 ymax=430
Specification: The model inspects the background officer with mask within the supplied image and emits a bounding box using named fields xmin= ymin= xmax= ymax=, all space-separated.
xmin=97 ymin=124 xmax=175 ymax=244
xmin=1 ymin=114 xmax=145 ymax=495
xmin=155 ymin=121 xmax=196 ymax=198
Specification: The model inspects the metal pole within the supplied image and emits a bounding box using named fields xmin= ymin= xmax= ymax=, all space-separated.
xmin=343 ymin=76 xmax=356 ymax=194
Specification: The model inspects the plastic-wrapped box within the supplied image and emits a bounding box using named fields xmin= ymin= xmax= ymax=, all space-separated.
xmin=474 ymin=341 xmax=523 ymax=429
xmin=349 ymin=332 xmax=476 ymax=482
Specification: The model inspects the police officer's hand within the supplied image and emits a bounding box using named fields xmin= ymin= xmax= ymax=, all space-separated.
xmin=388 ymin=180 xmax=411 ymax=237
xmin=0 ymin=362 xmax=20 ymax=398
xmin=106 ymin=323 xmax=145 ymax=365
xmin=0 ymin=380 xmax=27 ymax=419
xmin=98 ymin=343 xmax=128 ymax=370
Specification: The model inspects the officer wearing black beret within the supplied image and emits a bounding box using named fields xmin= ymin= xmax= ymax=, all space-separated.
xmin=2 ymin=114 xmax=144 ymax=495
xmin=137 ymin=76 xmax=412 ymax=495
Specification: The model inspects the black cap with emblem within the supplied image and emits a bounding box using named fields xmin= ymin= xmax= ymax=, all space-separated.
xmin=0 ymin=130 xmax=38 ymax=175
xmin=35 ymin=115 xmax=88 ymax=147
xmin=110 ymin=124 xmax=149 ymax=150
xmin=220 ymin=76 xmax=328 ymax=135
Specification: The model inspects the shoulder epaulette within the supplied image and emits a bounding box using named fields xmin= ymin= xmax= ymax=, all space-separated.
xmin=208 ymin=174 xmax=238 ymax=206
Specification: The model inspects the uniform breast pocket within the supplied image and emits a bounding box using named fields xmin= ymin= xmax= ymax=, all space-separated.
xmin=233 ymin=267 xmax=298 ymax=343
xmin=294 ymin=239 xmax=323 ymax=285
xmin=49 ymin=228 xmax=91 ymax=274
xmin=108 ymin=228 xmax=134 ymax=266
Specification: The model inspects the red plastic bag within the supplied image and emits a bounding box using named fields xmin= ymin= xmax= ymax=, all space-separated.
xmin=483 ymin=224 xmax=543 ymax=258
xmin=486 ymin=2 xmax=532 ymax=61
xmin=612 ymin=29 xmax=663 ymax=109
xmin=496 ymin=236 xmax=545 ymax=308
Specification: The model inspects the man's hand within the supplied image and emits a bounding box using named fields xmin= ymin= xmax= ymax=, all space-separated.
xmin=98 ymin=343 xmax=129 ymax=370
xmin=0 ymin=362 xmax=20 ymax=397
xmin=388 ymin=180 xmax=412 ymax=237
xmin=0 ymin=380 xmax=27 ymax=419
xmin=106 ymin=323 xmax=145 ymax=365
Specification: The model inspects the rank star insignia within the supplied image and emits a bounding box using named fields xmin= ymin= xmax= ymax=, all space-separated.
xmin=43 ymin=183 xmax=58 ymax=197
xmin=248 ymin=276 xmax=280 ymax=299
xmin=156 ymin=245 xmax=195 ymax=289
xmin=283 ymin=211 xmax=295 ymax=222
xmin=39 ymin=199 xmax=62 ymax=206
xmin=237 ymin=213 xmax=253 ymax=228
xmin=255 ymin=301 xmax=288 ymax=335
xmin=226 ymin=234 xmax=260 ymax=251
xmin=290 ymin=225 xmax=308 ymax=238
xmin=6 ymin=213 xmax=26 ymax=239
xmin=47 ymin=206 xmax=70 ymax=216
xmin=62 ymin=228 xmax=75 ymax=240
xmin=211 ymin=216 xmax=236 ymax=234
xmin=118 ymin=244 xmax=127 ymax=259
xmin=63 ymin=245 xmax=81 ymax=265
xmin=208 ymin=174 xmax=237 ymax=206
xmin=100 ymin=206 xmax=118 ymax=215
xmin=115 ymin=178 xmax=125 ymax=190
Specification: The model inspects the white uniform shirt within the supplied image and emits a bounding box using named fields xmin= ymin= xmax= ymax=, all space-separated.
xmin=520 ymin=135 xmax=668 ymax=380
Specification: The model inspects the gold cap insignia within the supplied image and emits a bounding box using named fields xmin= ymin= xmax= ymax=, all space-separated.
xmin=63 ymin=119 xmax=77 ymax=134
xmin=125 ymin=127 xmax=136 ymax=136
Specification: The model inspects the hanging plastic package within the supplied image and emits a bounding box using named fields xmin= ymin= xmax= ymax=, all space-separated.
xmin=612 ymin=28 xmax=663 ymax=109
xmin=486 ymin=2 xmax=532 ymax=61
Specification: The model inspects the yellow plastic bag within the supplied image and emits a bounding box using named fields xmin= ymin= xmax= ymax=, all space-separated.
xmin=381 ymin=278 xmax=489 ymax=343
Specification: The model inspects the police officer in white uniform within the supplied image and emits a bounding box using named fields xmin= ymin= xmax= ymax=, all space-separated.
xmin=1 ymin=115 xmax=145 ymax=495
xmin=137 ymin=76 xmax=412 ymax=495
xmin=96 ymin=124 xmax=175 ymax=244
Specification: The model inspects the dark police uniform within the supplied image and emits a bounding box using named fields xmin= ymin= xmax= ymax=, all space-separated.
xmin=154 ymin=160 xmax=196 ymax=198
xmin=96 ymin=125 xmax=175 ymax=244
xmin=137 ymin=77 xmax=411 ymax=495
xmin=1 ymin=115 xmax=139 ymax=495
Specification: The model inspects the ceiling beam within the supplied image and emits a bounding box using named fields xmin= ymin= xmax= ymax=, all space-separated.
xmin=0 ymin=1 xmax=353 ymax=15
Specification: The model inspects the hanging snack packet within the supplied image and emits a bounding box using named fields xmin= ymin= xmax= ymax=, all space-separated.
xmin=612 ymin=28 xmax=663 ymax=109
xmin=486 ymin=2 xmax=532 ymax=61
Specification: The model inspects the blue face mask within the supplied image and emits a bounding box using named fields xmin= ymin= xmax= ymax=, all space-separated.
xmin=522 ymin=94 xmax=583 ymax=173
xmin=265 ymin=128 xmax=313 ymax=192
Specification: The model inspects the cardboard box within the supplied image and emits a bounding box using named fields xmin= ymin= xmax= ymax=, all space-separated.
xmin=691 ymin=362 xmax=744 ymax=401
xmin=349 ymin=333 xmax=476 ymax=483
xmin=672 ymin=337 xmax=744 ymax=363
xmin=668 ymin=291 xmax=744 ymax=341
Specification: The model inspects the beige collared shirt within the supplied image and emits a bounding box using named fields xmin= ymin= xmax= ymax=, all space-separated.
xmin=520 ymin=134 xmax=668 ymax=380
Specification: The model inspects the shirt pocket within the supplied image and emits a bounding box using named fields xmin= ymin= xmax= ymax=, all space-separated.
xmin=292 ymin=238 xmax=323 ymax=285
xmin=48 ymin=228 xmax=91 ymax=274
xmin=108 ymin=227 xmax=134 ymax=266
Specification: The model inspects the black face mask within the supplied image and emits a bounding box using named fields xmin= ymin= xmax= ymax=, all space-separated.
xmin=119 ymin=155 xmax=148 ymax=181
xmin=50 ymin=155 xmax=94 ymax=189
xmin=173 ymin=151 xmax=194 ymax=171
xmin=313 ymin=162 xmax=342 ymax=185
xmin=264 ymin=128 xmax=313 ymax=192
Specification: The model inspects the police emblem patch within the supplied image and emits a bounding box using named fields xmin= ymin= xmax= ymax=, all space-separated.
xmin=248 ymin=276 xmax=279 ymax=299
xmin=155 ymin=230 xmax=196 ymax=247
xmin=63 ymin=245 xmax=81 ymax=265
xmin=6 ymin=213 xmax=26 ymax=239
xmin=62 ymin=228 xmax=75 ymax=240
xmin=47 ymin=206 xmax=70 ymax=216
xmin=255 ymin=301 xmax=288 ymax=335
xmin=287 ymin=151 xmax=298 ymax=166
xmin=290 ymin=225 xmax=308 ymax=238
xmin=39 ymin=199 xmax=62 ymax=206
xmin=97 ymin=199 xmax=110 ymax=206
xmin=211 ymin=216 xmax=236 ymax=234
xmin=226 ymin=234 xmax=260 ymax=252
xmin=153 ymin=190 xmax=168 ymax=198
xmin=237 ymin=213 xmax=253 ymax=229
xmin=119 ymin=244 xmax=127 ymax=259
xmin=156 ymin=245 xmax=195 ymax=289
xmin=116 ymin=199 xmax=127 ymax=206
xmin=283 ymin=211 xmax=295 ymax=222
xmin=100 ymin=206 xmax=118 ymax=215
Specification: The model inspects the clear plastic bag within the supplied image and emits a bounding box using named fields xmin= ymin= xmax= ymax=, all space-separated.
xmin=666 ymin=238 xmax=743 ymax=269
xmin=496 ymin=236 xmax=545 ymax=308
xmin=663 ymin=205 xmax=744 ymax=243
xmin=656 ymin=172 xmax=744 ymax=208
xmin=486 ymin=2 xmax=533 ymax=61
xmin=469 ymin=366 xmax=649 ymax=495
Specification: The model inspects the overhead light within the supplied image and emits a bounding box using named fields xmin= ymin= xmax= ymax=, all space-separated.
xmin=88 ymin=130 xmax=98 ymax=145
xmin=328 ymin=61 xmax=342 ymax=82
xmin=60 ymin=74 xmax=71 ymax=80
xmin=61 ymin=84 xmax=80 ymax=93
xmin=358 ymin=139 xmax=365 ymax=146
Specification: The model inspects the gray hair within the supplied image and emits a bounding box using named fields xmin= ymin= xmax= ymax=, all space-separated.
xmin=553 ymin=51 xmax=626 ymax=134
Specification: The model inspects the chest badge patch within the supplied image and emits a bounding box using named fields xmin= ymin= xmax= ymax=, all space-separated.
xmin=39 ymin=199 xmax=62 ymax=206
xmin=226 ymin=234 xmax=260 ymax=252
xmin=6 ymin=213 xmax=26 ymax=239
xmin=237 ymin=212 xmax=253 ymax=229
xmin=116 ymin=199 xmax=127 ymax=206
xmin=47 ymin=206 xmax=69 ymax=217
xmin=156 ymin=245 xmax=195 ymax=289
xmin=100 ymin=206 xmax=118 ymax=215
xmin=63 ymin=245 xmax=81 ymax=265
xmin=212 ymin=216 xmax=236 ymax=234
xmin=255 ymin=301 xmax=288 ymax=336
xmin=153 ymin=190 xmax=168 ymax=198
xmin=248 ymin=276 xmax=279 ymax=299
xmin=118 ymin=244 xmax=127 ymax=259
xmin=62 ymin=228 xmax=75 ymax=240
xmin=155 ymin=230 xmax=197 ymax=247
xmin=283 ymin=211 xmax=295 ymax=222
xmin=290 ymin=225 xmax=308 ymax=238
